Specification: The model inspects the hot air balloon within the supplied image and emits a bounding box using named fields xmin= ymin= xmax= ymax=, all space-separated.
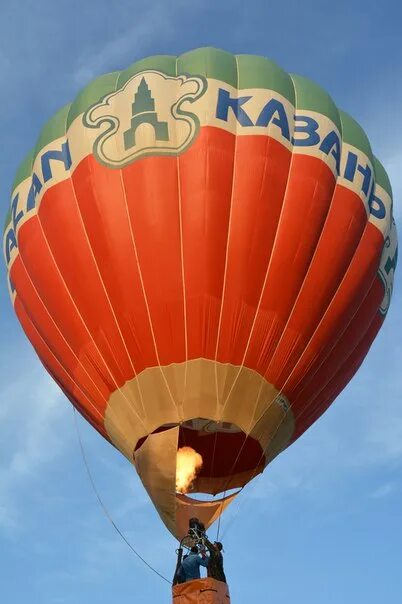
xmin=3 ymin=47 xmax=397 ymax=599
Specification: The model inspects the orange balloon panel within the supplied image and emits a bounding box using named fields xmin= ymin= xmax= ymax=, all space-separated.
xmin=3 ymin=48 xmax=397 ymax=537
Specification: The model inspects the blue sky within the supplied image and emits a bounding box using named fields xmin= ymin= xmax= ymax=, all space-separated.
xmin=1 ymin=1 xmax=402 ymax=602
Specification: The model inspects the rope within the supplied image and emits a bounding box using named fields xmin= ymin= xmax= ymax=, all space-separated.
xmin=72 ymin=408 xmax=172 ymax=585
xmin=219 ymin=481 xmax=257 ymax=540
xmin=216 ymin=502 xmax=224 ymax=541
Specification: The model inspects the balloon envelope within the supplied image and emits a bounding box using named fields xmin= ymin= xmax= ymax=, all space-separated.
xmin=3 ymin=48 xmax=397 ymax=538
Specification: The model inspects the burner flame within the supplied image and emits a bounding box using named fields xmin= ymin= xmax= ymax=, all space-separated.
xmin=176 ymin=446 xmax=203 ymax=493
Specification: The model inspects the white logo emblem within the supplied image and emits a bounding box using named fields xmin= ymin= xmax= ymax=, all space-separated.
xmin=84 ymin=70 xmax=207 ymax=168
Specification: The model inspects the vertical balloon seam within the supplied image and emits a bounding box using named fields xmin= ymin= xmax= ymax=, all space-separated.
xmin=8 ymin=241 xmax=112 ymax=424
xmin=15 ymin=300 xmax=106 ymax=426
xmin=60 ymin=94 xmax=151 ymax=433
xmin=116 ymin=54 xmax=179 ymax=422
xmin=201 ymin=54 xmax=298 ymax=500
xmin=202 ymin=56 xmax=287 ymax=498
xmin=230 ymin=54 xmax=294 ymax=426
xmin=292 ymin=177 xmax=397 ymax=425
xmin=79 ymin=68 xmax=150 ymax=427
xmin=65 ymin=103 xmax=149 ymax=430
xmin=211 ymin=51 xmax=241 ymax=493
xmin=218 ymin=61 xmax=297 ymax=422
xmin=213 ymin=61 xmax=300 ymax=500
xmin=259 ymin=257 xmax=382 ymax=453
xmin=176 ymin=49 xmax=213 ymax=434
xmin=179 ymin=50 xmax=286 ymax=496
xmin=116 ymin=97 xmax=181 ymax=438
xmin=284 ymin=186 xmax=390 ymax=400
xmin=112 ymin=60 xmax=180 ymax=444
xmin=270 ymin=122 xmax=368 ymax=394
xmin=24 ymin=104 xmax=149 ymax=436
xmin=14 ymin=301 xmax=137 ymax=451
xmin=294 ymin=316 xmax=383 ymax=438
xmin=14 ymin=213 xmax=136 ymax=446
xmin=111 ymin=90 xmax=165 ymax=434
xmin=295 ymin=290 xmax=382 ymax=415
xmin=212 ymin=50 xmax=239 ymax=407
xmin=272 ymin=114 xmax=381 ymax=397
xmin=255 ymin=228 xmax=390 ymax=459
xmin=212 ymin=52 xmax=240 ymax=355
xmin=173 ymin=54 xmax=187 ymax=425
xmin=292 ymin=280 xmax=385 ymax=431
xmin=262 ymin=74 xmax=342 ymax=384
xmin=73 ymin=160 xmax=151 ymax=430
xmin=181 ymin=51 xmax=219 ymax=473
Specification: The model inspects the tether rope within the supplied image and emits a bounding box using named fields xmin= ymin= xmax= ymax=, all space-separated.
xmin=73 ymin=408 xmax=171 ymax=585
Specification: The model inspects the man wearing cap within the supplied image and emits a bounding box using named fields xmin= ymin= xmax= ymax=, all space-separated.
xmin=204 ymin=539 xmax=226 ymax=583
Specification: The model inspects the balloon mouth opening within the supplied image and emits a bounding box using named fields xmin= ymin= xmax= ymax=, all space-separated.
xmin=135 ymin=418 xmax=265 ymax=495
xmin=176 ymin=487 xmax=241 ymax=500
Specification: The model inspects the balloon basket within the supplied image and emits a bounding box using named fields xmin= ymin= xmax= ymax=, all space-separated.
xmin=172 ymin=577 xmax=230 ymax=603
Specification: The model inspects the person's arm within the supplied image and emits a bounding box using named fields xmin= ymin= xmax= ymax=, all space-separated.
xmin=204 ymin=538 xmax=214 ymax=554
xmin=198 ymin=555 xmax=209 ymax=568
xmin=199 ymin=545 xmax=208 ymax=559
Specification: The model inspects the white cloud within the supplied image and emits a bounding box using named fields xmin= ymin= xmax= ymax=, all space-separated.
xmin=0 ymin=365 xmax=66 ymax=533
xmin=370 ymin=482 xmax=397 ymax=499
xmin=73 ymin=0 xmax=201 ymax=86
